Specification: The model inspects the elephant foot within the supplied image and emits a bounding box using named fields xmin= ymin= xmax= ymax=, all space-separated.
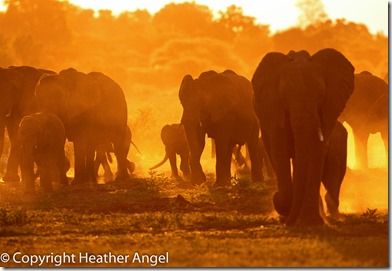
xmin=127 ymin=161 xmax=135 ymax=174
xmin=273 ymin=192 xmax=291 ymax=217
xmin=103 ymin=172 xmax=114 ymax=183
xmin=325 ymin=192 xmax=339 ymax=216
xmin=286 ymin=209 xmax=325 ymax=227
xmin=71 ymin=177 xmax=88 ymax=186
xmin=2 ymin=173 xmax=20 ymax=183
xmin=115 ymin=172 xmax=130 ymax=182
xmin=191 ymin=174 xmax=206 ymax=185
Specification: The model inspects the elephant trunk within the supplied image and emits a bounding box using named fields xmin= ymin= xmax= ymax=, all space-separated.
xmin=183 ymin=122 xmax=206 ymax=185
xmin=287 ymin=111 xmax=326 ymax=226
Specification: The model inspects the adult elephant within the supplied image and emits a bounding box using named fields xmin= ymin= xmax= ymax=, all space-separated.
xmin=179 ymin=69 xmax=263 ymax=186
xmin=150 ymin=123 xmax=190 ymax=179
xmin=17 ymin=112 xmax=67 ymax=193
xmin=340 ymin=71 xmax=388 ymax=168
xmin=35 ymin=68 xmax=129 ymax=184
xmin=252 ymin=48 xmax=354 ymax=225
xmin=0 ymin=66 xmax=55 ymax=183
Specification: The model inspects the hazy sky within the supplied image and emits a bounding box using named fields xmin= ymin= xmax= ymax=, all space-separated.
xmin=0 ymin=0 xmax=388 ymax=34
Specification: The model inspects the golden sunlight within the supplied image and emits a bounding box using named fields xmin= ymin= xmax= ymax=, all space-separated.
xmin=60 ymin=0 xmax=388 ymax=34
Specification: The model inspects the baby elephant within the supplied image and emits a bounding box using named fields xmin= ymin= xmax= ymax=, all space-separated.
xmin=17 ymin=112 xmax=67 ymax=193
xmin=150 ymin=124 xmax=190 ymax=179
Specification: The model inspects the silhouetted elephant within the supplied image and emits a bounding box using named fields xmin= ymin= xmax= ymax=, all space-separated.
xmin=35 ymin=68 xmax=129 ymax=184
xmin=340 ymin=71 xmax=388 ymax=168
xmin=252 ymin=48 xmax=354 ymax=225
xmin=179 ymin=70 xmax=263 ymax=186
xmin=0 ymin=66 xmax=55 ymax=183
xmin=150 ymin=123 xmax=190 ymax=179
xmin=17 ymin=112 xmax=67 ymax=193
xmin=94 ymin=126 xmax=137 ymax=182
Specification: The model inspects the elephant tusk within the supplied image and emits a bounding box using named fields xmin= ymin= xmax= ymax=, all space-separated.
xmin=318 ymin=127 xmax=324 ymax=142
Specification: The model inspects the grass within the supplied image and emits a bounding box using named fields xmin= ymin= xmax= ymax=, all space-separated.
xmin=0 ymin=173 xmax=388 ymax=267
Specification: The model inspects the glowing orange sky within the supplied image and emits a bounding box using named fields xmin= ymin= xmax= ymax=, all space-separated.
xmin=60 ymin=0 xmax=388 ymax=34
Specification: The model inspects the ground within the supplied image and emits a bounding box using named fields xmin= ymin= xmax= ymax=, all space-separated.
xmin=0 ymin=172 xmax=388 ymax=267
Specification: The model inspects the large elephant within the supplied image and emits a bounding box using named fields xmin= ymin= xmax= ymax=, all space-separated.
xmin=0 ymin=66 xmax=55 ymax=183
xmin=340 ymin=71 xmax=388 ymax=168
xmin=179 ymin=70 xmax=263 ymax=186
xmin=150 ymin=123 xmax=190 ymax=179
xmin=17 ymin=112 xmax=66 ymax=193
xmin=35 ymin=68 xmax=129 ymax=184
xmin=252 ymin=48 xmax=354 ymax=225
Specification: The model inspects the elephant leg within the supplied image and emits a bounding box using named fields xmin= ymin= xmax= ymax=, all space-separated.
xmin=247 ymin=134 xmax=264 ymax=183
xmin=215 ymin=139 xmax=233 ymax=186
xmin=188 ymin=137 xmax=206 ymax=185
xmin=113 ymin=140 xmax=130 ymax=181
xmin=20 ymin=153 xmax=35 ymax=193
xmin=165 ymin=147 xmax=179 ymax=178
xmin=57 ymin=152 xmax=68 ymax=187
xmin=3 ymin=119 xmax=20 ymax=183
xmin=102 ymin=156 xmax=113 ymax=182
xmin=179 ymin=151 xmax=191 ymax=178
xmin=38 ymin=161 xmax=54 ymax=193
xmin=354 ymin=130 xmax=368 ymax=169
xmin=264 ymin=132 xmax=292 ymax=217
xmin=72 ymin=140 xmax=87 ymax=184
xmin=85 ymin=144 xmax=96 ymax=183
xmin=127 ymin=159 xmax=135 ymax=174
xmin=259 ymin=139 xmax=275 ymax=180
xmin=322 ymin=123 xmax=347 ymax=215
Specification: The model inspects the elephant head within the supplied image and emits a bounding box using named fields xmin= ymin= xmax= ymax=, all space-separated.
xmin=252 ymin=48 xmax=354 ymax=225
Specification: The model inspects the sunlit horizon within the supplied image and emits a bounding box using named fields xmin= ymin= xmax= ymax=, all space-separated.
xmin=0 ymin=0 xmax=388 ymax=34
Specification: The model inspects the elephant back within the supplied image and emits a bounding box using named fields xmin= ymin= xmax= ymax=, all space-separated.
xmin=161 ymin=124 xmax=186 ymax=148
xmin=197 ymin=70 xmax=255 ymax=123
xmin=87 ymin=72 xmax=128 ymax=127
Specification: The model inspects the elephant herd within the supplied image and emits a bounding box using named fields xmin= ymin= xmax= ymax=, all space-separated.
xmin=0 ymin=48 xmax=388 ymax=226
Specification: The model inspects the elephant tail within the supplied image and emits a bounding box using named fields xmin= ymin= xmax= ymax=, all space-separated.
xmin=131 ymin=141 xmax=142 ymax=155
xmin=149 ymin=154 xmax=168 ymax=170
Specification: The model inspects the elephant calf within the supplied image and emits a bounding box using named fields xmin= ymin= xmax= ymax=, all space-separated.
xmin=17 ymin=112 xmax=67 ymax=193
xmin=150 ymin=124 xmax=190 ymax=179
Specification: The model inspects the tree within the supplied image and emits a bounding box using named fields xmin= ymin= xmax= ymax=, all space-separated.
xmin=296 ymin=0 xmax=328 ymax=28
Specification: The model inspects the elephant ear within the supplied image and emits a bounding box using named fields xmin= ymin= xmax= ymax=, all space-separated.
xmin=179 ymin=74 xmax=194 ymax=106
xmin=311 ymin=48 xmax=355 ymax=138
xmin=251 ymin=52 xmax=290 ymax=131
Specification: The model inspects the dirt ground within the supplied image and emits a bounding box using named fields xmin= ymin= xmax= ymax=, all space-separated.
xmin=0 ymin=170 xmax=388 ymax=267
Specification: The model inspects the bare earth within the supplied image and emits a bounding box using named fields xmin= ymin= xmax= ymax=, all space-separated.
xmin=0 ymin=172 xmax=388 ymax=267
